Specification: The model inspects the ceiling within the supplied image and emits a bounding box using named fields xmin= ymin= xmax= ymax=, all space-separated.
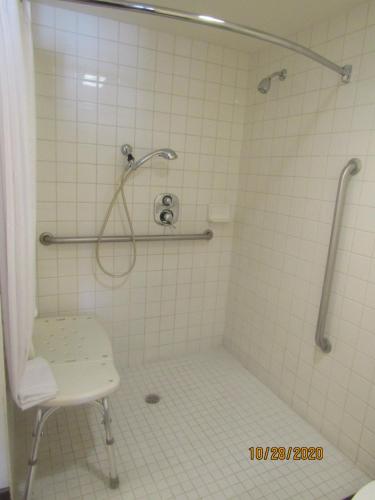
xmin=46 ymin=0 xmax=365 ymax=51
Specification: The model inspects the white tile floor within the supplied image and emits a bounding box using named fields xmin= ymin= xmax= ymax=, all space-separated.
xmin=15 ymin=349 xmax=369 ymax=500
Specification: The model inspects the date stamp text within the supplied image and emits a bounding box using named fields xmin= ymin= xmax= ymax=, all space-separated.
xmin=249 ymin=447 xmax=324 ymax=461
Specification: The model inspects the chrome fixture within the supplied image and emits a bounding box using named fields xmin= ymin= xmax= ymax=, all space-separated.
xmin=39 ymin=230 xmax=213 ymax=245
xmin=162 ymin=194 xmax=173 ymax=206
xmin=315 ymin=158 xmax=361 ymax=353
xmin=257 ymin=69 xmax=287 ymax=94
xmin=122 ymin=145 xmax=178 ymax=171
xmin=95 ymin=143 xmax=177 ymax=278
xmin=120 ymin=143 xmax=133 ymax=157
xmin=154 ymin=193 xmax=179 ymax=226
xmin=60 ymin=0 xmax=352 ymax=83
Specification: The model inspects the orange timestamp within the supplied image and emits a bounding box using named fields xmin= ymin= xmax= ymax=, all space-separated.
xmin=249 ymin=446 xmax=324 ymax=461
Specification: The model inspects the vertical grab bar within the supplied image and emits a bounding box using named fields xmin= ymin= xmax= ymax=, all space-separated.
xmin=315 ymin=158 xmax=361 ymax=353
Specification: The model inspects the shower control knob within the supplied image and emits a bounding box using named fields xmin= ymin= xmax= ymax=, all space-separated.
xmin=162 ymin=195 xmax=173 ymax=206
xmin=160 ymin=209 xmax=174 ymax=225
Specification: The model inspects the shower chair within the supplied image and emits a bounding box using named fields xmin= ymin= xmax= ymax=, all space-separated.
xmin=24 ymin=316 xmax=120 ymax=500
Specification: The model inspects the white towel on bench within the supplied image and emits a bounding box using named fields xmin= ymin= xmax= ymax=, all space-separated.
xmin=17 ymin=357 xmax=57 ymax=410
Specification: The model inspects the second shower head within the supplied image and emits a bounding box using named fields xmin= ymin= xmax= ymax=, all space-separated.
xmin=257 ymin=68 xmax=287 ymax=94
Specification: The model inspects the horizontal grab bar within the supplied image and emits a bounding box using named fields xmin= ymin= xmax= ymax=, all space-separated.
xmin=39 ymin=230 xmax=213 ymax=245
xmin=315 ymin=158 xmax=361 ymax=353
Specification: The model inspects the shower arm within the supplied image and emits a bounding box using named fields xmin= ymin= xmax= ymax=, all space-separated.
xmin=269 ymin=69 xmax=287 ymax=81
xmin=60 ymin=0 xmax=352 ymax=83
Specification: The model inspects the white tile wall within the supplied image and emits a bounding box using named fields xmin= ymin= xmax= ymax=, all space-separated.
xmin=224 ymin=0 xmax=375 ymax=476
xmin=31 ymin=2 xmax=248 ymax=366
xmin=32 ymin=0 xmax=375 ymax=480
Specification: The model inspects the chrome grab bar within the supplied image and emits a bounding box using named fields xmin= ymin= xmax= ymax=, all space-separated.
xmin=39 ymin=229 xmax=213 ymax=245
xmin=315 ymin=158 xmax=361 ymax=353
xmin=60 ymin=0 xmax=352 ymax=83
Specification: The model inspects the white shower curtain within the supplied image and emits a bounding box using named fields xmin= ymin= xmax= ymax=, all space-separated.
xmin=0 ymin=0 xmax=57 ymax=409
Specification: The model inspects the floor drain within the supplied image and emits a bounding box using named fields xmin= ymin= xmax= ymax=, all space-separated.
xmin=145 ymin=394 xmax=160 ymax=404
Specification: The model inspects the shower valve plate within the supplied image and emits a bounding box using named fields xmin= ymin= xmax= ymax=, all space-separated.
xmin=154 ymin=193 xmax=179 ymax=226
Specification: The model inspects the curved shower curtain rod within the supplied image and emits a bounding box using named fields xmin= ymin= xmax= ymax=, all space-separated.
xmin=61 ymin=0 xmax=352 ymax=83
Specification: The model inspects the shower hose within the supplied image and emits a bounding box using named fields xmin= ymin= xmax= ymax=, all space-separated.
xmin=95 ymin=163 xmax=136 ymax=278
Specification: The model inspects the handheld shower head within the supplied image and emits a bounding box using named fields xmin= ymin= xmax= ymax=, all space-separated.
xmin=156 ymin=149 xmax=178 ymax=161
xmin=257 ymin=69 xmax=287 ymax=94
xmin=134 ymin=148 xmax=178 ymax=169
xmin=121 ymin=146 xmax=178 ymax=170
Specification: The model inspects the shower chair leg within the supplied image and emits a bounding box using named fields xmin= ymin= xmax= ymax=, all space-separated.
xmin=24 ymin=399 xmax=119 ymax=499
xmin=101 ymin=397 xmax=119 ymax=489
xmin=24 ymin=407 xmax=57 ymax=500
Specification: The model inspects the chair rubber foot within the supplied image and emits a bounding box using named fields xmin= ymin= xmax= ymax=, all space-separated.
xmin=110 ymin=476 xmax=120 ymax=489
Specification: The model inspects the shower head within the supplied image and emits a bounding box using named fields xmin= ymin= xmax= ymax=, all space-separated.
xmin=257 ymin=77 xmax=271 ymax=94
xmin=134 ymin=148 xmax=178 ymax=169
xmin=121 ymin=145 xmax=178 ymax=170
xmin=155 ymin=149 xmax=178 ymax=161
xmin=257 ymin=68 xmax=287 ymax=94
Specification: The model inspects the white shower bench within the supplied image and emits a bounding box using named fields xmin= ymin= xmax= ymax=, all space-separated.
xmin=24 ymin=316 xmax=120 ymax=500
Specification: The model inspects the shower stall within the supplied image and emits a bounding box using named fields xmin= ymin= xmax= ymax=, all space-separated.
xmin=2 ymin=0 xmax=375 ymax=498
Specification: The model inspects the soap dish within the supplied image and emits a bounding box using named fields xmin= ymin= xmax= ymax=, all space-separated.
xmin=208 ymin=204 xmax=232 ymax=223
